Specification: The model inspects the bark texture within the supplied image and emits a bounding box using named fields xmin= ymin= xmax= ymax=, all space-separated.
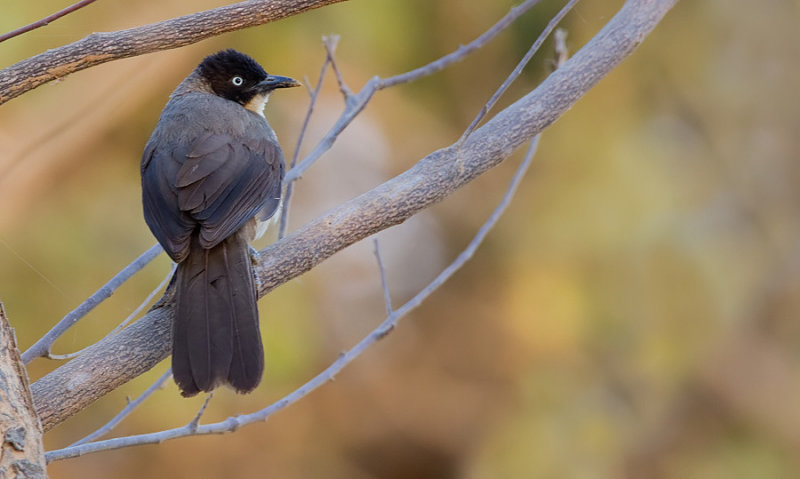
xmin=0 ymin=304 xmax=47 ymax=477
xmin=0 ymin=0 xmax=347 ymax=105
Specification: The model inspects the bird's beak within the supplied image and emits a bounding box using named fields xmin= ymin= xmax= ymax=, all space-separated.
xmin=256 ymin=75 xmax=301 ymax=92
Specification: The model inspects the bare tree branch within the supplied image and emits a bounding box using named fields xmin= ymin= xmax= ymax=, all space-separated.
xmin=30 ymin=0 xmax=680 ymax=434
xmin=324 ymin=36 xmax=354 ymax=100
xmin=279 ymin=36 xmax=337 ymax=239
xmin=378 ymin=0 xmax=545 ymax=90
xmin=47 ymin=264 xmax=175 ymax=362
xmin=68 ymin=368 xmax=172 ymax=447
xmin=187 ymin=394 xmax=213 ymax=433
xmin=0 ymin=0 xmax=348 ymax=105
xmin=457 ymin=0 xmax=578 ymax=145
xmin=44 ymin=134 xmax=540 ymax=463
xmin=0 ymin=0 xmax=99 ymax=44
xmin=21 ymin=244 xmax=164 ymax=364
xmin=372 ymin=239 xmax=394 ymax=315
xmin=284 ymin=0 xmax=544 ymax=183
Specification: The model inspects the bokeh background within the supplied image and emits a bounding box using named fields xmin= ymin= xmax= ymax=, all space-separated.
xmin=2 ymin=0 xmax=799 ymax=477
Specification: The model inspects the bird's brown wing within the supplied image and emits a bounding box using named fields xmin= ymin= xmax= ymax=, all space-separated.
xmin=141 ymin=132 xmax=284 ymax=262
xmin=142 ymin=141 xmax=195 ymax=262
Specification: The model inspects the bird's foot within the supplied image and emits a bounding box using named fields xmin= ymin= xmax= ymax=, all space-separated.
xmin=249 ymin=247 xmax=263 ymax=292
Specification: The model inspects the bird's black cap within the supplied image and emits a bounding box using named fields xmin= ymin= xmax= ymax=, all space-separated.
xmin=197 ymin=49 xmax=299 ymax=105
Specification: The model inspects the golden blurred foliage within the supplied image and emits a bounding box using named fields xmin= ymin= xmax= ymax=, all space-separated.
xmin=2 ymin=0 xmax=800 ymax=477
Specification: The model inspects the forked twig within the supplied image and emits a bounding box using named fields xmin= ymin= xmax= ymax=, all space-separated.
xmin=284 ymin=0 xmax=545 ymax=184
xmin=279 ymin=35 xmax=339 ymax=239
xmin=457 ymin=0 xmax=578 ymax=145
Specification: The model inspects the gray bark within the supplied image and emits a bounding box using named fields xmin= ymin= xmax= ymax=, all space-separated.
xmin=0 ymin=304 xmax=47 ymax=477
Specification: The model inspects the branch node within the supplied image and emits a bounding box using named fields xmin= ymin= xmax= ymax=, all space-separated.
xmin=188 ymin=393 xmax=213 ymax=433
xmin=375 ymin=323 xmax=395 ymax=340
xmin=227 ymin=416 xmax=243 ymax=432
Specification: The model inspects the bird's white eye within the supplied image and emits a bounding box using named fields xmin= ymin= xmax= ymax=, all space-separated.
xmin=232 ymin=76 xmax=244 ymax=86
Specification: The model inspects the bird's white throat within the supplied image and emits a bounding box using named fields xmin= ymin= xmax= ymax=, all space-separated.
xmin=244 ymin=93 xmax=271 ymax=117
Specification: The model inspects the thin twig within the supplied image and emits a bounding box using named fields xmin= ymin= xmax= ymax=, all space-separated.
xmin=284 ymin=0 xmax=543 ymax=184
xmin=68 ymin=368 xmax=172 ymax=447
xmin=48 ymin=264 xmax=175 ymax=361
xmin=301 ymin=75 xmax=313 ymax=96
xmin=279 ymin=36 xmax=337 ymax=239
xmin=187 ymin=394 xmax=214 ymax=433
xmin=394 ymin=137 xmax=540 ymax=317
xmin=552 ymin=28 xmax=569 ymax=70
xmin=372 ymin=238 xmax=393 ymax=315
xmin=45 ymin=136 xmax=540 ymax=463
xmin=0 ymin=0 xmax=99 ymax=43
xmin=21 ymin=244 xmax=164 ymax=365
xmin=324 ymin=36 xmax=353 ymax=101
xmin=457 ymin=0 xmax=579 ymax=146
xmin=379 ymin=0 xmax=545 ymax=89
xmin=0 ymin=0 xmax=347 ymax=105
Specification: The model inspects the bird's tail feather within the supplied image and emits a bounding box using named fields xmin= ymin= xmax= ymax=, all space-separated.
xmin=172 ymin=233 xmax=263 ymax=397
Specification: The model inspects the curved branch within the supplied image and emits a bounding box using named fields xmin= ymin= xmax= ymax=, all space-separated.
xmin=0 ymin=0 xmax=347 ymax=105
xmin=31 ymin=0 xmax=679 ymax=433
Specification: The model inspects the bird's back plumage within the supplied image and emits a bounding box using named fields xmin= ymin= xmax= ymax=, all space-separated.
xmin=141 ymin=50 xmax=294 ymax=397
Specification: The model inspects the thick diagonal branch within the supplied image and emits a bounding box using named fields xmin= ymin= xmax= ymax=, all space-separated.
xmin=31 ymin=0 xmax=679 ymax=433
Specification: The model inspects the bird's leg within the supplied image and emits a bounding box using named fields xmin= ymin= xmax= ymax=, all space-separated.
xmin=249 ymin=247 xmax=263 ymax=292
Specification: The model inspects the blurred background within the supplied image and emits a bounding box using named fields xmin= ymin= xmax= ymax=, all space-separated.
xmin=2 ymin=0 xmax=799 ymax=477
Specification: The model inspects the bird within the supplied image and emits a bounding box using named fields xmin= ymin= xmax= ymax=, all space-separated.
xmin=140 ymin=49 xmax=299 ymax=397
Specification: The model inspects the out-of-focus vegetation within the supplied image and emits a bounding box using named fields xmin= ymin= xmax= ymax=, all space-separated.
xmin=2 ymin=0 xmax=799 ymax=477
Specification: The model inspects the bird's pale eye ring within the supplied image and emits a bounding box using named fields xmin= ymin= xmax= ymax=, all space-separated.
xmin=232 ymin=76 xmax=244 ymax=86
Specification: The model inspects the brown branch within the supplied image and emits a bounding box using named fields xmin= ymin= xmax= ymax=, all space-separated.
xmin=0 ymin=0 xmax=99 ymax=44
xmin=0 ymin=303 xmax=46 ymax=475
xmin=0 ymin=0 xmax=348 ymax=106
xmin=30 ymin=0 xmax=680 ymax=433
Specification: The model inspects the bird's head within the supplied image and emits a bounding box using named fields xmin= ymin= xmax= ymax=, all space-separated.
xmin=196 ymin=49 xmax=300 ymax=115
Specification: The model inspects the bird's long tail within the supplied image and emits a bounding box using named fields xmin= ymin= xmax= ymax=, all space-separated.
xmin=172 ymin=232 xmax=263 ymax=397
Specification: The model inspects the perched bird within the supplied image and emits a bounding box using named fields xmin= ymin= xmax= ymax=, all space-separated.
xmin=141 ymin=49 xmax=299 ymax=397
